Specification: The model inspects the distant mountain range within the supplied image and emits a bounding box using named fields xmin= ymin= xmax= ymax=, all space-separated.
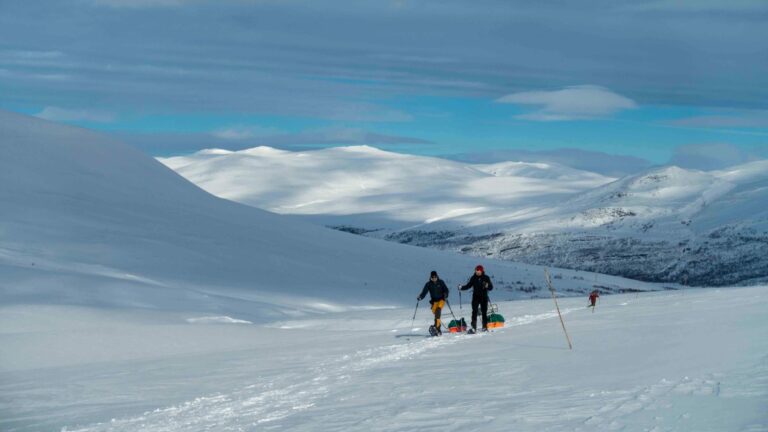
xmin=161 ymin=146 xmax=768 ymax=287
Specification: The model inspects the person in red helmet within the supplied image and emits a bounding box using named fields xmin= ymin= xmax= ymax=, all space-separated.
xmin=459 ymin=265 xmax=493 ymax=332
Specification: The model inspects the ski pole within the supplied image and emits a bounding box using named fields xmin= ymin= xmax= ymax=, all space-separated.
xmin=458 ymin=285 xmax=463 ymax=310
xmin=486 ymin=292 xmax=494 ymax=323
xmin=410 ymin=300 xmax=420 ymax=329
xmin=445 ymin=299 xmax=457 ymax=320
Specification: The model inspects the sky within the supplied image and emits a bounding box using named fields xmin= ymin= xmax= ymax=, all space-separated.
xmin=1 ymin=0 xmax=767 ymax=169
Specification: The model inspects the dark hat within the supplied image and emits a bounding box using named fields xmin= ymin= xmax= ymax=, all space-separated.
xmin=430 ymin=270 xmax=438 ymax=278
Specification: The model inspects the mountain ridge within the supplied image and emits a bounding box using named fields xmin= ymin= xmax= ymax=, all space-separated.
xmin=160 ymin=144 xmax=768 ymax=286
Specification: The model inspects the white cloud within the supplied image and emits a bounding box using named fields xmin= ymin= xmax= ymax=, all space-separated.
xmin=497 ymin=85 xmax=637 ymax=121
xmin=35 ymin=107 xmax=115 ymax=123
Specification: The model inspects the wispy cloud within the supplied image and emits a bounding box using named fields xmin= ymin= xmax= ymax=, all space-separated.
xmin=3 ymin=0 xmax=767 ymax=161
xmin=322 ymin=104 xmax=414 ymax=123
xmin=669 ymin=143 xmax=766 ymax=170
xmin=625 ymin=0 xmax=768 ymax=12
xmin=35 ymin=106 xmax=116 ymax=123
xmin=497 ymin=85 xmax=637 ymax=121
xmin=3 ymin=1 xmax=766 ymax=122
xmin=668 ymin=110 xmax=768 ymax=128
xmin=85 ymin=0 xmax=186 ymax=8
xmin=0 ymin=49 xmax=65 ymax=62
xmin=211 ymin=125 xmax=284 ymax=140
xmin=294 ymin=127 xmax=431 ymax=145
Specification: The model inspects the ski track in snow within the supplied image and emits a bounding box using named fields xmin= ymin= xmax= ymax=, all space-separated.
xmin=582 ymin=376 xmax=721 ymax=430
xmin=51 ymin=295 xmax=768 ymax=432
xmin=579 ymin=357 xmax=768 ymax=432
xmin=64 ymin=309 xmax=570 ymax=432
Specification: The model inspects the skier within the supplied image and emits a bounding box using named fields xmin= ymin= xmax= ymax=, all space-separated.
xmin=588 ymin=290 xmax=600 ymax=308
xmin=459 ymin=265 xmax=493 ymax=332
xmin=417 ymin=271 xmax=450 ymax=336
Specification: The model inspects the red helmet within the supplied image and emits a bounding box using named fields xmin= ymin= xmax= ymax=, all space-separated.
xmin=475 ymin=265 xmax=484 ymax=272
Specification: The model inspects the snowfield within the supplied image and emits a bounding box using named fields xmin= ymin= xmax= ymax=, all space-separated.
xmin=2 ymin=286 xmax=766 ymax=431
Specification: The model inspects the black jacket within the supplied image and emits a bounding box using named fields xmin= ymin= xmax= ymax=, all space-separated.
xmin=460 ymin=274 xmax=493 ymax=299
xmin=419 ymin=279 xmax=449 ymax=302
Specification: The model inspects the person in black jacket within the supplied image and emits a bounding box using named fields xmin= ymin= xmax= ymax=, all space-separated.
xmin=418 ymin=270 xmax=450 ymax=335
xmin=459 ymin=265 xmax=493 ymax=332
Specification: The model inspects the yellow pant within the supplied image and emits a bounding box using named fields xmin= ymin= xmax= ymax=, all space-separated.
xmin=431 ymin=300 xmax=445 ymax=329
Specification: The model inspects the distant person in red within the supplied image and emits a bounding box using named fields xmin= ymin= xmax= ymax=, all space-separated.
xmin=588 ymin=290 xmax=600 ymax=307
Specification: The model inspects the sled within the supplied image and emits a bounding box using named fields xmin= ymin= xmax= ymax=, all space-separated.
xmin=487 ymin=304 xmax=505 ymax=329
xmin=447 ymin=317 xmax=468 ymax=333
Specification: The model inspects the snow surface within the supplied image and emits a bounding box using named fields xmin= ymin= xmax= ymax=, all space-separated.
xmin=1 ymin=286 xmax=766 ymax=431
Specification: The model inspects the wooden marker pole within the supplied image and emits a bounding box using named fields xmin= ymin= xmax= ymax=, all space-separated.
xmin=545 ymin=268 xmax=573 ymax=350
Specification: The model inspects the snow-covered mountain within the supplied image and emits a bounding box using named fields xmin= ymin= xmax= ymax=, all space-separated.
xmin=0 ymin=111 xmax=654 ymax=322
xmin=160 ymin=145 xmax=613 ymax=230
xmin=161 ymin=146 xmax=768 ymax=287
xmin=452 ymin=163 xmax=768 ymax=286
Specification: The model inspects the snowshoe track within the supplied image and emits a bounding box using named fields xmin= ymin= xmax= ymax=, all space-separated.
xmin=63 ymin=307 xmax=606 ymax=432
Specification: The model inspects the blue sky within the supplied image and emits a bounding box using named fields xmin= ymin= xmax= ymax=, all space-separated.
xmin=1 ymin=0 xmax=767 ymax=170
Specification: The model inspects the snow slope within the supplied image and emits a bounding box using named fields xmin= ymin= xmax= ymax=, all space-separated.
xmin=0 ymin=110 xmax=654 ymax=321
xmin=2 ymin=286 xmax=766 ymax=431
xmin=161 ymin=146 xmax=768 ymax=286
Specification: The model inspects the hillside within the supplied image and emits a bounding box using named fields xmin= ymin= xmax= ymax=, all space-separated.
xmin=0 ymin=111 xmax=653 ymax=323
xmin=454 ymin=163 xmax=768 ymax=286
